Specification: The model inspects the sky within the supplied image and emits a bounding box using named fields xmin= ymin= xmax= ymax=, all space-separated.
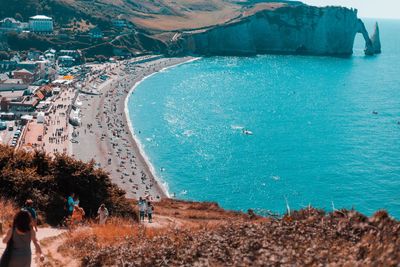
xmin=301 ymin=0 xmax=400 ymax=19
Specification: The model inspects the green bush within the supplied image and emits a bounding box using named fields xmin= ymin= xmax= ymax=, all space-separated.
xmin=0 ymin=145 xmax=136 ymax=225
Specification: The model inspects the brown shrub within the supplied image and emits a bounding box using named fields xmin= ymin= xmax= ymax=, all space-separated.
xmin=63 ymin=207 xmax=399 ymax=267
xmin=0 ymin=198 xmax=17 ymax=234
xmin=0 ymin=145 xmax=135 ymax=225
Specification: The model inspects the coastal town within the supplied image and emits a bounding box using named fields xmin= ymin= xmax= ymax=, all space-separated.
xmin=0 ymin=2 xmax=399 ymax=267
xmin=0 ymin=14 xmax=191 ymax=201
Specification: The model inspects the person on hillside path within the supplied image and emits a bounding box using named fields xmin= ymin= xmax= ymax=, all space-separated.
xmin=138 ymin=197 xmax=146 ymax=222
xmin=71 ymin=204 xmax=85 ymax=228
xmin=73 ymin=195 xmax=80 ymax=206
xmin=97 ymin=204 xmax=109 ymax=225
xmin=23 ymin=199 xmax=38 ymax=232
xmin=147 ymin=201 xmax=154 ymax=223
xmin=1 ymin=210 xmax=44 ymax=267
xmin=67 ymin=193 xmax=75 ymax=217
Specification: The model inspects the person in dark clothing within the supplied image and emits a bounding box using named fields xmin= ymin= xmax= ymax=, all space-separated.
xmin=1 ymin=210 xmax=44 ymax=266
xmin=23 ymin=199 xmax=37 ymax=232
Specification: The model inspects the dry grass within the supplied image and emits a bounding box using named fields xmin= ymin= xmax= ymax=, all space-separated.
xmin=153 ymin=198 xmax=254 ymax=222
xmin=60 ymin=199 xmax=259 ymax=264
xmin=60 ymin=198 xmax=254 ymax=260
xmin=61 ymin=217 xmax=165 ymax=257
xmin=74 ymin=208 xmax=400 ymax=267
xmin=131 ymin=2 xmax=288 ymax=31
xmin=0 ymin=198 xmax=17 ymax=234
xmin=54 ymin=199 xmax=400 ymax=266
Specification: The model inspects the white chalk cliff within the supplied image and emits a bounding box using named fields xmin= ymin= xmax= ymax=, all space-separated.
xmin=173 ymin=5 xmax=381 ymax=57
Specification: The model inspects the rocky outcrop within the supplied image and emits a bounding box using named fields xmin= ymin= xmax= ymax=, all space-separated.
xmin=357 ymin=19 xmax=375 ymax=55
xmin=370 ymin=22 xmax=381 ymax=54
xmin=173 ymin=5 xmax=381 ymax=57
xmin=356 ymin=20 xmax=381 ymax=55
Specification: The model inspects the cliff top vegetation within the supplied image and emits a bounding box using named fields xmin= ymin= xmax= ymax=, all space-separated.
xmin=0 ymin=145 xmax=134 ymax=225
xmin=63 ymin=202 xmax=400 ymax=266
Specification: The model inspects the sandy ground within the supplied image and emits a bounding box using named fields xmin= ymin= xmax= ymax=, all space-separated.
xmin=70 ymin=56 xmax=194 ymax=200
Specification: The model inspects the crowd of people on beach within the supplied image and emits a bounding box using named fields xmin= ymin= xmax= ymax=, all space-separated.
xmin=76 ymin=61 xmax=163 ymax=199
xmin=41 ymin=89 xmax=74 ymax=155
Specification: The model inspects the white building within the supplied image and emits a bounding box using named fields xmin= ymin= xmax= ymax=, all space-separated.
xmin=0 ymin=17 xmax=27 ymax=33
xmin=29 ymin=15 xmax=53 ymax=33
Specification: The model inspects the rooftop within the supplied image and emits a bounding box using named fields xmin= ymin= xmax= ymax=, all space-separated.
xmin=2 ymin=79 xmax=24 ymax=84
xmin=0 ymin=73 xmax=9 ymax=82
xmin=0 ymin=17 xmax=20 ymax=24
xmin=0 ymin=90 xmax=25 ymax=99
xmin=13 ymin=69 xmax=33 ymax=75
xmin=30 ymin=15 xmax=52 ymax=20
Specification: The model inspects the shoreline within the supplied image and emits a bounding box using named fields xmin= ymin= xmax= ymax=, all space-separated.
xmin=124 ymin=57 xmax=201 ymax=198
xmin=71 ymin=56 xmax=196 ymax=200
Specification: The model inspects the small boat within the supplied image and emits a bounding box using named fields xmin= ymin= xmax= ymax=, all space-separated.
xmin=242 ymin=129 xmax=253 ymax=135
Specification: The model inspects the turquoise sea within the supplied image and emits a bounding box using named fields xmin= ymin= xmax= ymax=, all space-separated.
xmin=128 ymin=19 xmax=400 ymax=218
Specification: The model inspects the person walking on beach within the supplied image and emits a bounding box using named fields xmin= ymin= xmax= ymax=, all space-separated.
xmin=138 ymin=197 xmax=146 ymax=222
xmin=97 ymin=204 xmax=109 ymax=225
xmin=147 ymin=201 xmax=154 ymax=223
xmin=22 ymin=200 xmax=38 ymax=232
xmin=1 ymin=210 xmax=44 ymax=267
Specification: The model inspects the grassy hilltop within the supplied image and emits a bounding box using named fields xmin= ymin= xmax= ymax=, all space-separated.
xmin=0 ymin=0 xmax=297 ymax=31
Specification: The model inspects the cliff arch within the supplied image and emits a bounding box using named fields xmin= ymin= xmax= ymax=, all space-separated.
xmin=357 ymin=19 xmax=381 ymax=55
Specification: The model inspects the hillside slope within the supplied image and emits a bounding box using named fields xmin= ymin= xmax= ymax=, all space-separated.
xmin=2 ymin=1 xmax=376 ymax=57
xmin=0 ymin=0 xmax=294 ymax=31
xmin=59 ymin=200 xmax=399 ymax=266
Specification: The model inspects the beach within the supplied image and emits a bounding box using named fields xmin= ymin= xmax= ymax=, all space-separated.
xmin=70 ymin=56 xmax=194 ymax=200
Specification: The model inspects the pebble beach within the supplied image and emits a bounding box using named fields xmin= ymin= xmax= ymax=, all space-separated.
xmin=71 ymin=56 xmax=194 ymax=200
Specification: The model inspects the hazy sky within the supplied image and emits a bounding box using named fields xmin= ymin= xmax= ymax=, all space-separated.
xmin=301 ymin=0 xmax=400 ymax=19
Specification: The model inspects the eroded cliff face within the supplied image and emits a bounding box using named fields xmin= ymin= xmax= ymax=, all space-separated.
xmin=173 ymin=5 xmax=380 ymax=56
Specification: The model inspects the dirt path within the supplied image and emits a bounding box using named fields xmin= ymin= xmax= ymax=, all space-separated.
xmin=139 ymin=214 xmax=185 ymax=229
xmin=34 ymin=216 xmax=179 ymax=266
xmin=39 ymin=232 xmax=79 ymax=267
xmin=0 ymin=214 xmax=186 ymax=266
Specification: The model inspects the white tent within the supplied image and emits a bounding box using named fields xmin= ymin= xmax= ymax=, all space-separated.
xmin=21 ymin=115 xmax=33 ymax=121
xmin=37 ymin=112 xmax=45 ymax=123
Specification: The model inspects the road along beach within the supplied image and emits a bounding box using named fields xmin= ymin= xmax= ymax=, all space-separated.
xmin=71 ymin=56 xmax=195 ymax=200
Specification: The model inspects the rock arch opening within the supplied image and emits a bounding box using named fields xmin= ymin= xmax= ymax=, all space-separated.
xmin=357 ymin=20 xmax=381 ymax=55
